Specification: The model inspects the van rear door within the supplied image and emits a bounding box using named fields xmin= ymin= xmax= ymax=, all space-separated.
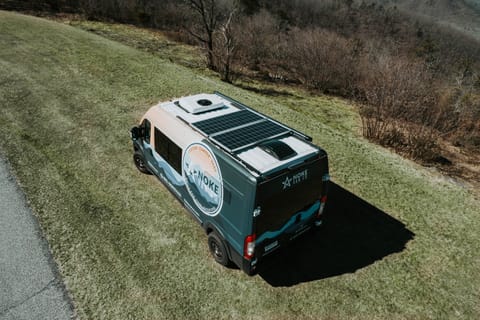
xmin=254 ymin=152 xmax=328 ymax=258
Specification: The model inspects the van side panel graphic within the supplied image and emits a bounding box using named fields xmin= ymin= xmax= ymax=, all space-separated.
xmin=183 ymin=143 xmax=223 ymax=216
xmin=144 ymin=139 xmax=224 ymax=218
xmin=143 ymin=141 xmax=185 ymax=186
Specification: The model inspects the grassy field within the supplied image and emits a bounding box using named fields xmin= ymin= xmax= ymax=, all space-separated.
xmin=1 ymin=11 xmax=479 ymax=319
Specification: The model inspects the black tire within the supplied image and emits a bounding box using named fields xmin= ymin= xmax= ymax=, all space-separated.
xmin=208 ymin=232 xmax=230 ymax=266
xmin=133 ymin=152 xmax=151 ymax=175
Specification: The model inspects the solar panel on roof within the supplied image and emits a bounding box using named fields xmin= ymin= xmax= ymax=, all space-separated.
xmin=212 ymin=120 xmax=289 ymax=151
xmin=192 ymin=110 xmax=262 ymax=135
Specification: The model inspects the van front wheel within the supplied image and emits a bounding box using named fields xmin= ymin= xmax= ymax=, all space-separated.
xmin=133 ymin=152 xmax=151 ymax=175
xmin=208 ymin=232 xmax=230 ymax=266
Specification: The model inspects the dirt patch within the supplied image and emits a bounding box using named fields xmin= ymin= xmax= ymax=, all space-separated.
xmin=431 ymin=141 xmax=480 ymax=194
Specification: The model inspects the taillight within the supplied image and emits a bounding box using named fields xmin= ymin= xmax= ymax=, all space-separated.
xmin=317 ymin=196 xmax=328 ymax=218
xmin=244 ymin=234 xmax=256 ymax=260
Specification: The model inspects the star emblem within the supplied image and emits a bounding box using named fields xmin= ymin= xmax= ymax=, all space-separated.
xmin=282 ymin=176 xmax=292 ymax=190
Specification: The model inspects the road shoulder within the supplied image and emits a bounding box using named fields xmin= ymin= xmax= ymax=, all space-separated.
xmin=0 ymin=155 xmax=75 ymax=320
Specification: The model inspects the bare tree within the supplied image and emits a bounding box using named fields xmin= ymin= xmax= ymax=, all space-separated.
xmin=184 ymin=0 xmax=226 ymax=70
xmin=214 ymin=9 xmax=237 ymax=82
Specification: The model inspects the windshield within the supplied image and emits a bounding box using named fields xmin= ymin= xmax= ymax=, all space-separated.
xmin=254 ymin=154 xmax=327 ymax=239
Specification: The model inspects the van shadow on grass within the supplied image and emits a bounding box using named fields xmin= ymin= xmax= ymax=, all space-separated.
xmin=258 ymin=182 xmax=415 ymax=287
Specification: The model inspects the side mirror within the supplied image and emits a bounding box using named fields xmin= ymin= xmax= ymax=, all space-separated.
xmin=130 ymin=126 xmax=141 ymax=140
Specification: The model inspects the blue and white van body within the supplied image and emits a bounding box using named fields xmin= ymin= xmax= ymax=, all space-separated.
xmin=131 ymin=92 xmax=329 ymax=275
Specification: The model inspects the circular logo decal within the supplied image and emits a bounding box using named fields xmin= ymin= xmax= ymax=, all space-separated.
xmin=183 ymin=143 xmax=223 ymax=216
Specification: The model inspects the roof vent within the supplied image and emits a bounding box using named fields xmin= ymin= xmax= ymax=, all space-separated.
xmin=178 ymin=93 xmax=225 ymax=114
xmin=259 ymin=140 xmax=297 ymax=160
xmin=197 ymin=99 xmax=212 ymax=106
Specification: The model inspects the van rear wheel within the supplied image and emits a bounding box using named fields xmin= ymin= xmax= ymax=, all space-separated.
xmin=208 ymin=232 xmax=230 ymax=266
xmin=133 ymin=152 xmax=151 ymax=175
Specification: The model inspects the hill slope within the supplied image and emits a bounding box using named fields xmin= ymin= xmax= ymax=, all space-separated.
xmin=1 ymin=10 xmax=479 ymax=319
xmin=373 ymin=0 xmax=480 ymax=40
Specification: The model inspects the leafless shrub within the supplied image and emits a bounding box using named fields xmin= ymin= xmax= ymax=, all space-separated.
xmin=406 ymin=127 xmax=439 ymax=161
xmin=281 ymin=28 xmax=359 ymax=95
xmin=356 ymin=53 xmax=443 ymax=161
xmin=446 ymin=89 xmax=480 ymax=150
xmin=235 ymin=9 xmax=279 ymax=72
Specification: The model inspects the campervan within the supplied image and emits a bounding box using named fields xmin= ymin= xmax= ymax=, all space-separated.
xmin=130 ymin=92 xmax=329 ymax=274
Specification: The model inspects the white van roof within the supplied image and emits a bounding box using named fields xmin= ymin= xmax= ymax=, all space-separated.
xmin=158 ymin=92 xmax=319 ymax=174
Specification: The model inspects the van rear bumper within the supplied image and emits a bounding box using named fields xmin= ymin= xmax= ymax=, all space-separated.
xmin=226 ymin=218 xmax=322 ymax=276
xmin=226 ymin=242 xmax=257 ymax=276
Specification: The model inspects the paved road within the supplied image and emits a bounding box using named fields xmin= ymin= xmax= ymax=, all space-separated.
xmin=0 ymin=156 xmax=74 ymax=320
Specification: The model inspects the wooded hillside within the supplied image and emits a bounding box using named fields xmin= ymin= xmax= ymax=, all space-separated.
xmin=2 ymin=0 xmax=479 ymax=181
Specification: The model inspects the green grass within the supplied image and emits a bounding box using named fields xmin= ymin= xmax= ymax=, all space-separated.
xmin=1 ymin=10 xmax=479 ymax=319
xmin=63 ymin=18 xmax=205 ymax=70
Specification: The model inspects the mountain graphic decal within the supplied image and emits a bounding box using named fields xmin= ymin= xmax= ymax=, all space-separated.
xmin=183 ymin=143 xmax=223 ymax=216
